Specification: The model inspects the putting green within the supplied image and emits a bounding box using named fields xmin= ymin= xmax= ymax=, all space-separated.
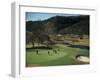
xmin=26 ymin=46 xmax=89 ymax=67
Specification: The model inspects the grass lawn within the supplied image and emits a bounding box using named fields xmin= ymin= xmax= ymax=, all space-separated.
xmin=26 ymin=45 xmax=89 ymax=67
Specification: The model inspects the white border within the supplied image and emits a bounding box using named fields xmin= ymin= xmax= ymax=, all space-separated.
xmin=11 ymin=2 xmax=96 ymax=78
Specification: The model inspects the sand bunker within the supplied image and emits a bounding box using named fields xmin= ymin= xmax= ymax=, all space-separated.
xmin=76 ymin=56 xmax=90 ymax=63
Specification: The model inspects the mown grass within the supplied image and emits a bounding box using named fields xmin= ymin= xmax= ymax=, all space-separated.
xmin=26 ymin=45 xmax=89 ymax=67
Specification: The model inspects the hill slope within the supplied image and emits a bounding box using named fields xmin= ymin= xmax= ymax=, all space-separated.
xmin=26 ymin=15 xmax=89 ymax=35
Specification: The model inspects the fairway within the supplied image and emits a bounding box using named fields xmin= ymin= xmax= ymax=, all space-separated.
xmin=26 ymin=45 xmax=89 ymax=67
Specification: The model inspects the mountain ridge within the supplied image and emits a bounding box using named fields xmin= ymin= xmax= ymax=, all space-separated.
xmin=26 ymin=15 xmax=89 ymax=35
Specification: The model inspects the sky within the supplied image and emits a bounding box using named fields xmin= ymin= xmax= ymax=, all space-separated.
xmin=26 ymin=12 xmax=80 ymax=21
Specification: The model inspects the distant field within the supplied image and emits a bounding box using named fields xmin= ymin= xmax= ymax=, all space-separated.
xmin=26 ymin=45 xmax=89 ymax=67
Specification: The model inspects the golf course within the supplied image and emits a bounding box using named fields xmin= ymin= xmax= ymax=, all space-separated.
xmin=26 ymin=35 xmax=89 ymax=67
xmin=26 ymin=13 xmax=90 ymax=67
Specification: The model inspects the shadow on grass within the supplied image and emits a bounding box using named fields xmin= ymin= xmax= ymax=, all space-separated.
xmin=26 ymin=46 xmax=53 ymax=50
xmin=68 ymin=44 xmax=89 ymax=50
xmin=62 ymin=43 xmax=71 ymax=45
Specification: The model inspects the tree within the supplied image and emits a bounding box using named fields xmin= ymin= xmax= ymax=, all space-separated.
xmin=26 ymin=31 xmax=35 ymax=47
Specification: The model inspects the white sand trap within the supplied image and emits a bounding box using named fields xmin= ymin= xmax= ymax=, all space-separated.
xmin=77 ymin=56 xmax=90 ymax=63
